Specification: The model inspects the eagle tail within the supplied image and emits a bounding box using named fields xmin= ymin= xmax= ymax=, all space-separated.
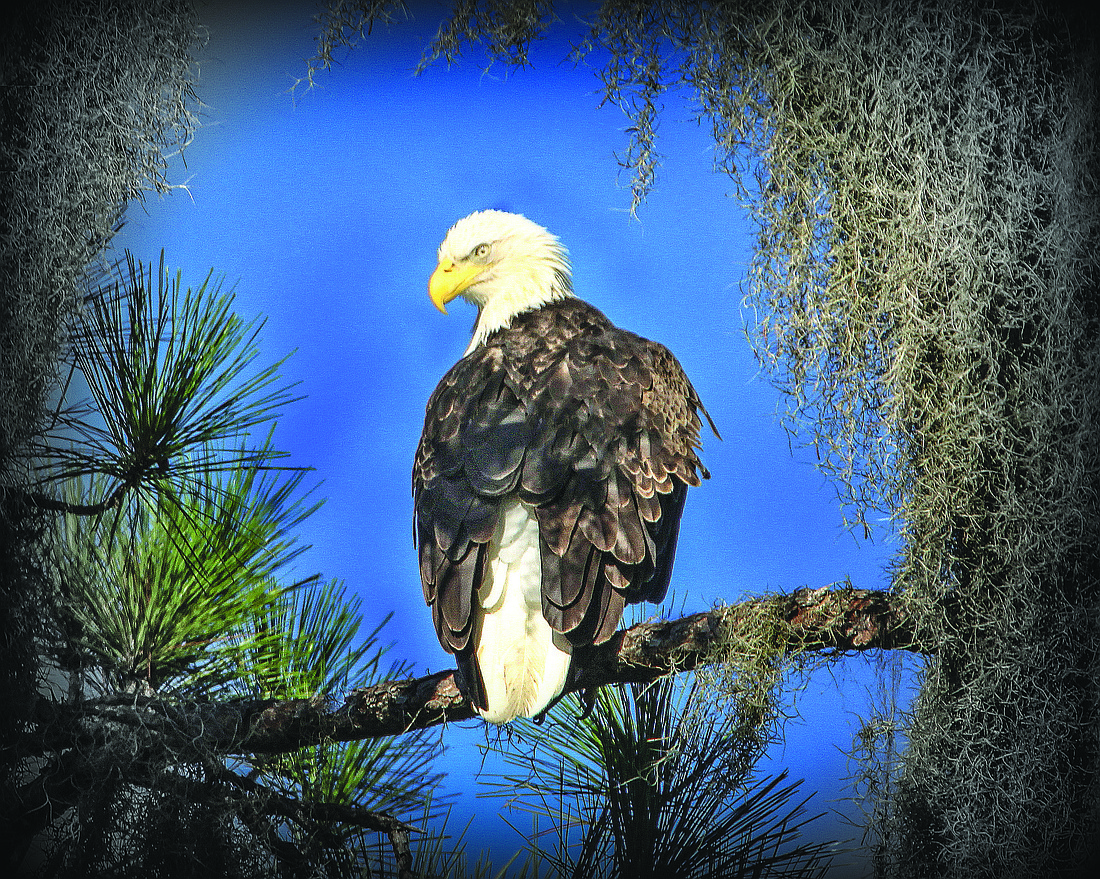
xmin=475 ymin=500 xmax=572 ymax=723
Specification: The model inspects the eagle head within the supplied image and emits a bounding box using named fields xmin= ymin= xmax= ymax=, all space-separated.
xmin=429 ymin=210 xmax=573 ymax=351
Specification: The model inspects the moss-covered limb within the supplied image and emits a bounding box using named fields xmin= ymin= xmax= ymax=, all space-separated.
xmin=568 ymin=585 xmax=924 ymax=687
xmin=780 ymin=585 xmax=922 ymax=652
xmin=95 ymin=585 xmax=919 ymax=755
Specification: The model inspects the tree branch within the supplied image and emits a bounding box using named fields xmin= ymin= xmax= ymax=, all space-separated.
xmin=231 ymin=585 xmax=925 ymax=754
xmin=6 ymin=483 xmax=129 ymax=516
xmin=203 ymin=758 xmax=416 ymax=876
xmin=11 ymin=585 xmax=922 ymax=871
xmin=29 ymin=586 xmax=923 ymax=763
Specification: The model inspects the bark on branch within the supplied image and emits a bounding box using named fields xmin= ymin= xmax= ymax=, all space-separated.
xmin=228 ymin=585 xmax=925 ymax=754
xmin=25 ymin=586 xmax=922 ymax=766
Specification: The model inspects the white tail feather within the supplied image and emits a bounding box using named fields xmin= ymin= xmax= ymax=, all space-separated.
xmin=476 ymin=500 xmax=572 ymax=723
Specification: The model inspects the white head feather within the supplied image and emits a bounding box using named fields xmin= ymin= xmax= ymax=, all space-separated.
xmin=432 ymin=210 xmax=573 ymax=354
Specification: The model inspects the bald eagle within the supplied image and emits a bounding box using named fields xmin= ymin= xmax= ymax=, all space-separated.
xmin=414 ymin=210 xmax=716 ymax=723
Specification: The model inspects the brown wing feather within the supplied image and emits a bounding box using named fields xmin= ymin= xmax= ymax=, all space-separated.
xmin=414 ymin=298 xmax=714 ymax=708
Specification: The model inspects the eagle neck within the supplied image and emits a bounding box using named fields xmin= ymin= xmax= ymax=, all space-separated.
xmin=464 ymin=273 xmax=573 ymax=356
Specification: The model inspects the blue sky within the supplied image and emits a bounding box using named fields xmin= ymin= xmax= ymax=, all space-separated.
xmin=113 ymin=1 xmax=918 ymax=872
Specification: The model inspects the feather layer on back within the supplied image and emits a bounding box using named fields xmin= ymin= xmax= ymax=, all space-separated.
xmin=414 ymin=297 xmax=712 ymax=720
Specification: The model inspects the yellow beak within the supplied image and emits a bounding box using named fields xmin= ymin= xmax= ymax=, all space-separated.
xmin=428 ymin=258 xmax=485 ymax=314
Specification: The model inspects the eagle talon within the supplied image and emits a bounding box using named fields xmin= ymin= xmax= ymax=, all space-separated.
xmin=576 ymin=688 xmax=599 ymax=721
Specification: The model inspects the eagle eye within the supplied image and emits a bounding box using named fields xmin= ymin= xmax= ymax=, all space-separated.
xmin=472 ymin=243 xmax=491 ymax=260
